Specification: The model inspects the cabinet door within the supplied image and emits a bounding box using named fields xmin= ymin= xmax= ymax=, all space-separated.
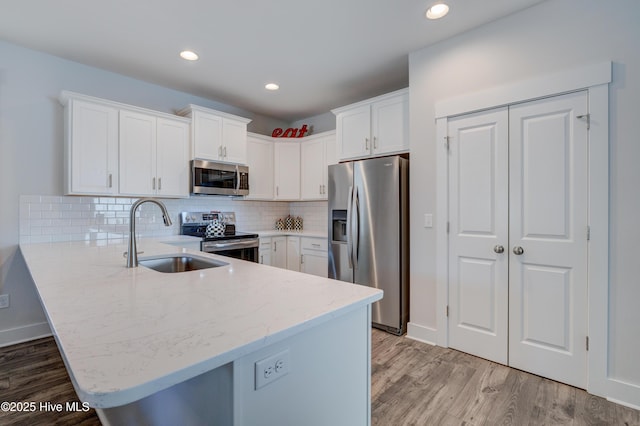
xmin=119 ymin=110 xmax=156 ymax=196
xmin=336 ymin=104 xmax=370 ymax=160
xmin=271 ymin=236 xmax=287 ymax=268
xmin=274 ymin=143 xmax=300 ymax=200
xmin=221 ymin=118 xmax=247 ymax=164
xmin=259 ymin=237 xmax=272 ymax=265
xmin=193 ymin=111 xmax=222 ymax=160
xmin=300 ymin=138 xmax=325 ymax=200
xmin=371 ymin=93 xmax=409 ymax=155
xmin=67 ymin=100 xmax=119 ymax=195
xmin=301 ymin=252 xmax=328 ymax=278
xmin=246 ymin=136 xmax=274 ymax=200
xmin=286 ymin=236 xmax=301 ymax=272
xmin=156 ymin=118 xmax=190 ymax=197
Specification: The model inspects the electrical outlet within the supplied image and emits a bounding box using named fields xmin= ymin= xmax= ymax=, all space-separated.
xmin=0 ymin=294 xmax=9 ymax=309
xmin=255 ymin=349 xmax=290 ymax=390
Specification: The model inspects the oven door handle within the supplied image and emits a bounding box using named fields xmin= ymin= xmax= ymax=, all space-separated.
xmin=202 ymin=239 xmax=259 ymax=250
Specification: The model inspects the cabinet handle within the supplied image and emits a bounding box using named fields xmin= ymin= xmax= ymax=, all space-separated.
xmin=152 ymin=177 xmax=156 ymax=190
xmin=108 ymin=173 xmax=113 ymax=188
xmin=158 ymin=177 xmax=162 ymax=190
xmin=319 ymin=184 xmax=322 ymax=195
xmin=323 ymin=184 xmax=326 ymax=194
xmin=276 ymin=186 xmax=279 ymax=197
xmin=260 ymin=255 xmax=263 ymax=264
xmin=300 ymin=254 xmax=304 ymax=264
xmin=365 ymin=137 xmax=369 ymax=150
xmin=373 ymin=136 xmax=378 ymax=149
xmin=274 ymin=241 xmax=277 ymax=252
xmin=224 ymin=146 xmax=227 ymax=157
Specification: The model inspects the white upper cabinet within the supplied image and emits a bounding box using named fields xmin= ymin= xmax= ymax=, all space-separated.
xmin=119 ymin=110 xmax=190 ymax=198
xmin=155 ymin=118 xmax=190 ymax=197
xmin=246 ymin=134 xmax=274 ymax=200
xmin=332 ymin=88 xmax=408 ymax=161
xmin=301 ymin=132 xmax=337 ymax=200
xmin=274 ymin=141 xmax=301 ymax=200
xmin=179 ymin=105 xmax=251 ymax=165
xmin=62 ymin=95 xmax=119 ymax=195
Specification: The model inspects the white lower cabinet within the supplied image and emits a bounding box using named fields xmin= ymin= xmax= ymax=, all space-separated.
xmin=271 ymin=236 xmax=287 ymax=269
xmin=300 ymin=237 xmax=328 ymax=278
xmin=286 ymin=236 xmax=301 ymax=272
xmin=259 ymin=238 xmax=272 ymax=266
xmin=262 ymin=235 xmax=327 ymax=277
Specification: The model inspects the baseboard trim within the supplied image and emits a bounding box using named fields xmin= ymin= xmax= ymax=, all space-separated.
xmin=0 ymin=322 xmax=52 ymax=348
xmin=406 ymin=322 xmax=437 ymax=346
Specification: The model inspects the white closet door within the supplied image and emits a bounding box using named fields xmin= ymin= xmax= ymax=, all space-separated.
xmin=448 ymin=108 xmax=509 ymax=364
xmin=508 ymin=91 xmax=589 ymax=388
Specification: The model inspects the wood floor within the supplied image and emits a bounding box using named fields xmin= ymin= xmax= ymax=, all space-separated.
xmin=371 ymin=329 xmax=640 ymax=425
xmin=1 ymin=333 xmax=638 ymax=425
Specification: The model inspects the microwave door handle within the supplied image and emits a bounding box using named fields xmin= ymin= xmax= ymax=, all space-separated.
xmin=235 ymin=165 xmax=240 ymax=195
xmin=346 ymin=185 xmax=354 ymax=269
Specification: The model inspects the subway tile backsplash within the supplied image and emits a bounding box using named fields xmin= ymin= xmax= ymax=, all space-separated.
xmin=20 ymin=195 xmax=327 ymax=243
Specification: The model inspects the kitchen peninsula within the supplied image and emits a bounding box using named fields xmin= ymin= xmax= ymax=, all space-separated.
xmin=20 ymin=237 xmax=382 ymax=425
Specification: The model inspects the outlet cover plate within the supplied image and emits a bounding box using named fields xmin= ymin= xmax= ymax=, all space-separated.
xmin=0 ymin=294 xmax=9 ymax=309
xmin=255 ymin=349 xmax=290 ymax=390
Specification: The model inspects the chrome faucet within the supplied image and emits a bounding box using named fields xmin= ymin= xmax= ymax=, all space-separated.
xmin=126 ymin=198 xmax=173 ymax=268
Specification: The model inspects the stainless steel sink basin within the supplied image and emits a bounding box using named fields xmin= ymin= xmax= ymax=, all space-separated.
xmin=138 ymin=255 xmax=228 ymax=273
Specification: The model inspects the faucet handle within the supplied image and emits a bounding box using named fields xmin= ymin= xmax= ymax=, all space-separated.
xmin=123 ymin=251 xmax=144 ymax=258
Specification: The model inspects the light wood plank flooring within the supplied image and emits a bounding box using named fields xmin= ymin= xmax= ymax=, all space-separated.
xmin=372 ymin=329 xmax=640 ymax=425
xmin=1 ymin=333 xmax=638 ymax=425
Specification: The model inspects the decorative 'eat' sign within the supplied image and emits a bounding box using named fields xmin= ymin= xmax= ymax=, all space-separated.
xmin=272 ymin=124 xmax=309 ymax=138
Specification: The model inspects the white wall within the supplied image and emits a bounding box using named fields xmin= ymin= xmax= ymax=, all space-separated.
xmin=408 ymin=0 xmax=640 ymax=406
xmin=0 ymin=40 xmax=289 ymax=345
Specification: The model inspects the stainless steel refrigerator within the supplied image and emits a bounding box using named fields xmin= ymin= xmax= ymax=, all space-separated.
xmin=328 ymin=156 xmax=409 ymax=335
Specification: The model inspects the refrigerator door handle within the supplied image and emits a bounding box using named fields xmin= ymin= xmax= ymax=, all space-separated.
xmin=353 ymin=186 xmax=360 ymax=269
xmin=346 ymin=185 xmax=354 ymax=269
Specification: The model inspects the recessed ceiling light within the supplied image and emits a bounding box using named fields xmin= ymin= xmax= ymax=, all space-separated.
xmin=265 ymin=83 xmax=280 ymax=91
xmin=426 ymin=3 xmax=449 ymax=19
xmin=179 ymin=50 xmax=199 ymax=61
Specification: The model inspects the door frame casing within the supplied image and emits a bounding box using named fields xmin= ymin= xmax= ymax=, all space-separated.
xmin=434 ymin=62 xmax=610 ymax=397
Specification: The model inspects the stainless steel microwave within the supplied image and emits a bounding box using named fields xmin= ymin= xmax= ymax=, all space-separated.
xmin=191 ymin=159 xmax=249 ymax=196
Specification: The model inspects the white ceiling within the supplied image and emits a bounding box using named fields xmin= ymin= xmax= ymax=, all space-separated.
xmin=0 ymin=0 xmax=545 ymax=122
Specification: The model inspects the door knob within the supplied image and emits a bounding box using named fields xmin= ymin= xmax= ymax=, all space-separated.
xmin=493 ymin=245 xmax=505 ymax=254
xmin=513 ymin=246 xmax=524 ymax=255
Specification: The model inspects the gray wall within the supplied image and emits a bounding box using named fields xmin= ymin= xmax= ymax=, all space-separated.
xmin=0 ymin=40 xmax=287 ymax=344
xmin=408 ymin=0 xmax=640 ymax=395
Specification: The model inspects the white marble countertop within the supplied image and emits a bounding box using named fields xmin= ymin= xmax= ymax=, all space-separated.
xmin=19 ymin=238 xmax=381 ymax=409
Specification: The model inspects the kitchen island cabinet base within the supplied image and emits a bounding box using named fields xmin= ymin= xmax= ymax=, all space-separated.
xmin=95 ymin=306 xmax=371 ymax=426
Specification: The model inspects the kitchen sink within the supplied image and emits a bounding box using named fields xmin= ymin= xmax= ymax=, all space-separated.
xmin=138 ymin=255 xmax=228 ymax=273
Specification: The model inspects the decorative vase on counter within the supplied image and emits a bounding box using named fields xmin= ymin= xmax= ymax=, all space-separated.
xmin=285 ymin=215 xmax=293 ymax=230
xmin=293 ymin=216 xmax=303 ymax=231
xmin=275 ymin=218 xmax=284 ymax=231
xmin=205 ymin=220 xmax=225 ymax=237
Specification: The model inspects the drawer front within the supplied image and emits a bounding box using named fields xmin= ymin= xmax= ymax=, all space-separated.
xmin=259 ymin=238 xmax=272 ymax=252
xmin=301 ymin=237 xmax=327 ymax=252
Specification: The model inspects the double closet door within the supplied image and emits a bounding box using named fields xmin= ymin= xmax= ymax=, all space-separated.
xmin=447 ymin=91 xmax=589 ymax=388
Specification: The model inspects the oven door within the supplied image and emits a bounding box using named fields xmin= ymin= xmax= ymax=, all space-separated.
xmin=201 ymin=238 xmax=259 ymax=263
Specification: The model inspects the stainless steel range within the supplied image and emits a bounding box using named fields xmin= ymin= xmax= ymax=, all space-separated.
xmin=180 ymin=211 xmax=259 ymax=263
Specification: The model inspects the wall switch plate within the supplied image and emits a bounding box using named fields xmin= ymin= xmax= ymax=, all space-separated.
xmin=0 ymin=294 xmax=9 ymax=309
xmin=255 ymin=349 xmax=290 ymax=390
xmin=424 ymin=214 xmax=433 ymax=228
